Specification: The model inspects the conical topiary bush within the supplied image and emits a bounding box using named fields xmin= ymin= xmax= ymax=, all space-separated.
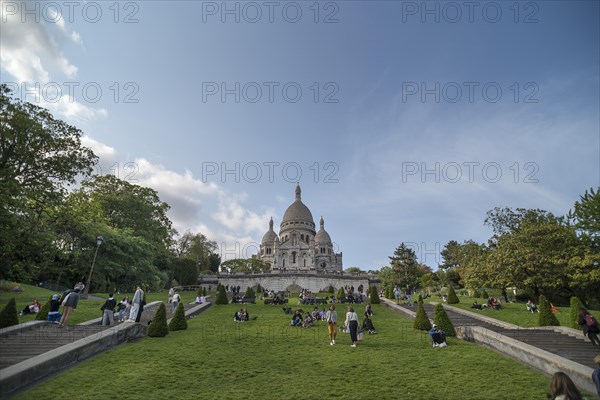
xmin=203 ymin=287 xmax=207 ymax=296
xmin=336 ymin=287 xmax=346 ymax=301
xmin=0 ymin=298 xmax=19 ymax=328
xmin=447 ymin=286 xmax=459 ymax=304
xmin=369 ymin=286 xmax=380 ymax=304
xmin=245 ymin=287 xmax=255 ymax=297
xmin=215 ymin=284 xmax=229 ymax=305
xmin=473 ymin=289 xmax=480 ymax=299
xmin=413 ymin=300 xmax=432 ymax=331
xmin=569 ymin=296 xmax=585 ymax=329
xmin=433 ymin=303 xmax=456 ymax=337
xmin=481 ymin=290 xmax=489 ymax=299
xmin=148 ymin=302 xmax=169 ymax=337
xmin=538 ymin=295 xmax=560 ymax=326
xmin=36 ymin=296 xmax=52 ymax=321
xmin=169 ymin=302 xmax=188 ymax=331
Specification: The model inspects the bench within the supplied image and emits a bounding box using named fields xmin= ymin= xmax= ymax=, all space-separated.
xmin=264 ymin=298 xmax=288 ymax=305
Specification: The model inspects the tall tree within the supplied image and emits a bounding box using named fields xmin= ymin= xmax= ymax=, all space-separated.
xmin=0 ymin=84 xmax=97 ymax=280
xmin=388 ymin=243 xmax=421 ymax=290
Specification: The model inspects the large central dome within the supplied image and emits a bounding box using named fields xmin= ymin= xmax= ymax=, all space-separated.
xmin=280 ymin=184 xmax=315 ymax=232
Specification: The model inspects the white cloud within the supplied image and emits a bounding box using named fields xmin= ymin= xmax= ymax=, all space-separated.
xmin=0 ymin=2 xmax=103 ymax=121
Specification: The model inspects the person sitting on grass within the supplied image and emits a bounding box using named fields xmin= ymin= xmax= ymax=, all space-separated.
xmin=362 ymin=315 xmax=377 ymax=334
xmin=234 ymin=310 xmax=242 ymax=322
xmin=240 ymin=308 xmax=249 ymax=322
xmin=526 ymin=300 xmax=538 ymax=313
xmin=429 ymin=324 xmax=447 ymax=347
xmin=302 ymin=312 xmax=314 ymax=328
xmin=488 ymin=298 xmax=501 ymax=310
xmin=19 ymin=299 xmax=42 ymax=315
xmin=290 ymin=310 xmax=303 ymax=326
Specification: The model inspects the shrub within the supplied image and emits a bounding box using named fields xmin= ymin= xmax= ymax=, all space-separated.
xmin=148 ymin=302 xmax=169 ymax=337
xmin=417 ymin=294 xmax=423 ymax=303
xmin=328 ymin=285 xmax=335 ymax=294
xmin=538 ymin=295 xmax=560 ymax=326
xmin=245 ymin=287 xmax=255 ymax=297
xmin=203 ymin=287 xmax=207 ymax=296
xmin=413 ymin=301 xmax=432 ymax=331
xmin=336 ymin=287 xmax=346 ymax=300
xmin=0 ymin=298 xmax=19 ymax=328
xmin=169 ymin=302 xmax=188 ymax=331
xmin=215 ymin=285 xmax=229 ymax=305
xmin=473 ymin=289 xmax=480 ymax=298
xmin=569 ymin=297 xmax=585 ymax=329
xmin=386 ymin=288 xmax=393 ymax=300
xmin=369 ymin=286 xmax=380 ymax=304
xmin=447 ymin=286 xmax=459 ymax=304
xmin=481 ymin=290 xmax=489 ymax=299
xmin=36 ymin=296 xmax=52 ymax=321
xmin=433 ymin=303 xmax=456 ymax=337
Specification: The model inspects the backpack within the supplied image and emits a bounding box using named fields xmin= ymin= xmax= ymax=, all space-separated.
xmin=585 ymin=314 xmax=597 ymax=327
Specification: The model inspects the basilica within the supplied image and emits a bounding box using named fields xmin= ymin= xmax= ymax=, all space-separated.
xmin=257 ymin=184 xmax=343 ymax=272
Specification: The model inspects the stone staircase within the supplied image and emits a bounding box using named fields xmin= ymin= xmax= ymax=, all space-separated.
xmin=418 ymin=303 xmax=597 ymax=369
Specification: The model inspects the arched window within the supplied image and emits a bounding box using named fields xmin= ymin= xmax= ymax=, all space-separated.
xmin=321 ymin=262 xmax=326 ymax=268
xmin=306 ymin=235 xmax=309 ymax=243
xmin=303 ymin=259 xmax=306 ymax=267
xmin=282 ymin=259 xmax=285 ymax=268
xmin=301 ymin=234 xmax=304 ymax=241
xmin=292 ymin=251 xmax=297 ymax=263
xmin=328 ymin=248 xmax=331 ymax=255
xmin=320 ymin=247 xmax=325 ymax=254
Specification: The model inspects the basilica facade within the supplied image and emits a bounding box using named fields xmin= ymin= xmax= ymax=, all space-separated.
xmin=257 ymin=184 xmax=343 ymax=272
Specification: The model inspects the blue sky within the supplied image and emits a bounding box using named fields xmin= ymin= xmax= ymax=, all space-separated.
xmin=1 ymin=0 xmax=598 ymax=269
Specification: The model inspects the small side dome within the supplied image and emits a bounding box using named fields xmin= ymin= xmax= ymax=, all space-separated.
xmin=315 ymin=216 xmax=332 ymax=244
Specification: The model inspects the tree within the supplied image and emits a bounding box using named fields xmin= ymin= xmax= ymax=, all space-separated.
xmin=345 ymin=267 xmax=362 ymax=274
xmin=219 ymin=258 xmax=270 ymax=273
xmin=336 ymin=287 xmax=346 ymax=301
xmin=328 ymin=285 xmax=335 ymax=293
xmin=447 ymin=286 xmax=459 ymax=304
xmin=0 ymin=85 xmax=97 ymax=280
xmin=244 ymin=287 xmax=255 ymax=297
xmin=413 ymin=300 xmax=432 ymax=331
xmin=215 ymin=285 xmax=229 ymax=305
xmin=433 ymin=303 xmax=455 ymax=337
xmin=147 ymin=302 xmax=168 ymax=337
xmin=388 ymin=243 xmax=422 ymax=290
xmin=369 ymin=286 xmax=380 ymax=304
xmin=472 ymin=289 xmax=480 ymax=298
xmin=0 ymin=298 xmax=19 ymax=328
xmin=568 ymin=187 xmax=600 ymax=246
xmin=538 ymin=295 xmax=560 ymax=326
xmin=440 ymin=240 xmax=462 ymax=270
xmin=481 ymin=290 xmax=489 ymax=299
xmin=168 ymin=302 xmax=188 ymax=331
xmin=569 ymin=297 xmax=586 ymax=329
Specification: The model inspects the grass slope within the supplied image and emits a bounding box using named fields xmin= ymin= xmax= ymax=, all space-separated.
xmin=16 ymin=303 xmax=551 ymax=399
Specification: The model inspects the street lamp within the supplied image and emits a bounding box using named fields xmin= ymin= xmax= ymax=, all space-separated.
xmin=82 ymin=236 xmax=103 ymax=299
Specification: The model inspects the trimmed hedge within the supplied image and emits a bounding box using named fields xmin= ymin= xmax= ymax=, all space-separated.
xmin=447 ymin=286 xmax=459 ymax=304
xmin=413 ymin=300 xmax=432 ymax=331
xmin=433 ymin=303 xmax=456 ymax=337
xmin=369 ymin=286 xmax=380 ymax=304
xmin=148 ymin=302 xmax=169 ymax=337
xmin=215 ymin=285 xmax=229 ymax=305
xmin=538 ymin=295 xmax=560 ymax=326
xmin=481 ymin=290 xmax=489 ymax=299
xmin=36 ymin=296 xmax=52 ymax=321
xmin=569 ymin=296 xmax=585 ymax=329
xmin=336 ymin=287 xmax=346 ymax=301
xmin=472 ymin=289 xmax=480 ymax=299
xmin=0 ymin=298 xmax=19 ymax=329
xmin=169 ymin=302 xmax=188 ymax=331
xmin=245 ymin=287 xmax=255 ymax=297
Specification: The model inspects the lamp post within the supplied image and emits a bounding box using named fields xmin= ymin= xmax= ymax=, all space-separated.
xmin=82 ymin=236 xmax=103 ymax=299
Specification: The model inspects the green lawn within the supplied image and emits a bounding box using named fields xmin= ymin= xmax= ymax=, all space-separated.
xmin=14 ymin=302 xmax=554 ymax=399
xmin=424 ymin=297 xmax=599 ymax=329
xmin=0 ymin=284 xmax=200 ymax=325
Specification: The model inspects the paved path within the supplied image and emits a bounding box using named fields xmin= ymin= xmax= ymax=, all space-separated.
xmin=396 ymin=302 xmax=597 ymax=369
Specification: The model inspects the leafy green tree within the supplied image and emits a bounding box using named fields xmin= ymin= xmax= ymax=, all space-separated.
xmin=388 ymin=243 xmax=422 ymax=290
xmin=220 ymin=258 xmax=270 ymax=273
xmin=0 ymin=298 xmax=19 ymax=328
xmin=345 ymin=267 xmax=362 ymax=273
xmin=202 ymin=287 xmax=207 ymax=296
xmin=433 ymin=303 xmax=456 ymax=337
xmin=168 ymin=302 xmax=188 ymax=331
xmin=215 ymin=285 xmax=229 ymax=305
xmin=413 ymin=301 xmax=432 ymax=331
xmin=538 ymin=295 xmax=560 ymax=326
xmin=447 ymin=286 xmax=459 ymax=304
xmin=440 ymin=240 xmax=462 ymax=270
xmin=0 ymin=85 xmax=97 ymax=280
xmin=369 ymin=286 xmax=380 ymax=304
xmin=148 ymin=302 xmax=168 ymax=337
xmin=569 ymin=297 xmax=586 ymax=329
